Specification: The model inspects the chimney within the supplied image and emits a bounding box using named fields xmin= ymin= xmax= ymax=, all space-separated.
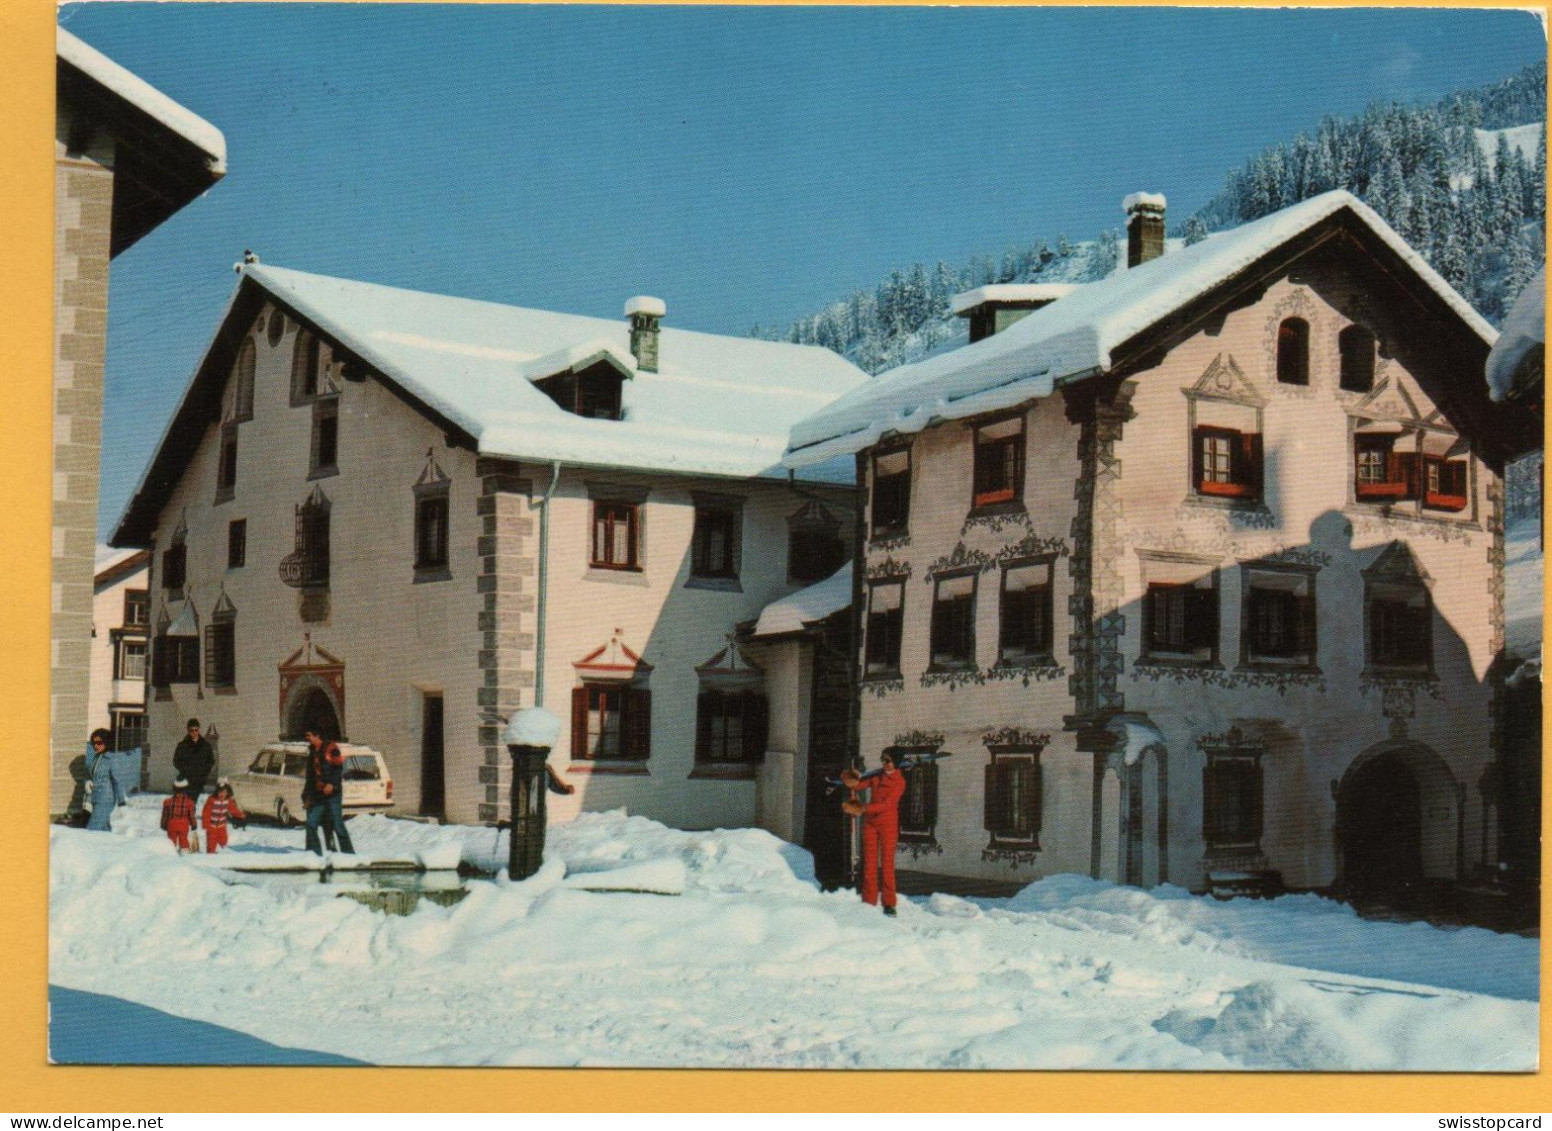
xmin=1124 ymin=192 xmax=1167 ymax=268
xmin=625 ymin=295 xmax=665 ymax=373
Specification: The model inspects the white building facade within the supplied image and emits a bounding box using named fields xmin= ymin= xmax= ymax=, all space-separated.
xmin=113 ymin=265 xmax=865 ymax=827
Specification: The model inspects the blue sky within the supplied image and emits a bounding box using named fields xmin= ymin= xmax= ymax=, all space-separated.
xmin=60 ymin=3 xmax=1545 ymax=541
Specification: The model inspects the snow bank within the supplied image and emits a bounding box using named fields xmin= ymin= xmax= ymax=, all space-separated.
xmin=1504 ymin=514 xmax=1543 ymax=663
xmin=51 ymin=804 xmax=1537 ymax=1070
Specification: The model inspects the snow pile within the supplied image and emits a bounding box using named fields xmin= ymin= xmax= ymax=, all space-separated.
xmin=502 ymin=707 xmax=563 ymax=748
xmin=51 ymin=807 xmax=1537 ymax=1070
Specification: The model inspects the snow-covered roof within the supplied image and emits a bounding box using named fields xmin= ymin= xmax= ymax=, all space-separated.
xmin=241 ymin=264 xmax=867 ymax=484
xmin=752 ymin=564 xmax=852 ymax=637
xmin=57 ymin=27 xmax=226 ymax=173
xmin=786 ymin=192 xmax=1497 ymax=467
xmin=1487 ymin=266 xmax=1544 ymax=403
xmin=949 ymin=284 xmax=1081 ymax=316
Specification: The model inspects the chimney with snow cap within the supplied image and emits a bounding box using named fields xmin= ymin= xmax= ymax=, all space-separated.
xmin=625 ymin=295 xmax=665 ymax=373
xmin=1124 ymin=192 xmax=1167 ymax=268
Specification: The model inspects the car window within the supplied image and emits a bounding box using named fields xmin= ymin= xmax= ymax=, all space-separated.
xmin=265 ymin=751 xmax=284 ymax=774
xmin=343 ymin=754 xmax=381 ymax=781
xmin=248 ymin=754 xmax=269 ymax=774
xmin=283 ymin=753 xmax=308 ymax=777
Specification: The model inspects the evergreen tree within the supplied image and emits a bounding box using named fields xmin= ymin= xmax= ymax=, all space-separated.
xmin=1182 ymin=215 xmax=1209 ymax=245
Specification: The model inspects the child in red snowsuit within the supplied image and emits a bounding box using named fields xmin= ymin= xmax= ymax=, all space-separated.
xmin=842 ymin=749 xmax=907 ymax=915
xmin=201 ymin=779 xmax=247 ymax=854
xmin=161 ymin=779 xmax=197 ymax=852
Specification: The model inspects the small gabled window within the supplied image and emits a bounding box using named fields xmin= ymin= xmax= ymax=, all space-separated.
xmin=929 ymin=573 xmax=977 ymax=669
xmin=1194 ymin=425 xmax=1262 ymax=500
xmin=695 ymin=689 xmax=769 ymax=765
xmin=1276 ymin=318 xmax=1309 ymax=386
xmin=864 ymin=580 xmax=904 ymax=678
xmin=1144 ymin=577 xmax=1218 ymax=663
xmin=414 ymin=485 xmax=451 ymax=577
xmin=537 ymin=367 xmax=623 ymax=421
xmin=571 ymin=683 xmax=651 ymax=761
xmin=1367 ymin=582 xmax=1431 ymax=672
xmin=999 ymin=559 xmax=1053 ymax=663
xmin=1339 ymin=325 xmax=1376 ymax=393
xmin=972 ymin=415 xmax=1024 ymax=509
xmin=871 ymin=447 xmax=911 ymax=538
xmin=787 ymin=504 xmax=845 ymax=585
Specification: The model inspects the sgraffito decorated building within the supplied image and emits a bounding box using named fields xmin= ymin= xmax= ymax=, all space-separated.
xmin=785 ymin=190 xmax=1526 ymax=904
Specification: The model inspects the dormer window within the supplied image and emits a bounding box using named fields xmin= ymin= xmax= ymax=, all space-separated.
xmin=536 ymin=363 xmax=623 ymax=421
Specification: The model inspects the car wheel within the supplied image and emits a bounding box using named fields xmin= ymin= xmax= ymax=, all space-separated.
xmin=275 ymin=798 xmax=293 ymax=827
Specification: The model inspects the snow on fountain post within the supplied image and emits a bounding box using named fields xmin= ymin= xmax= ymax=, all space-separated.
xmin=503 ymin=707 xmax=562 ymax=880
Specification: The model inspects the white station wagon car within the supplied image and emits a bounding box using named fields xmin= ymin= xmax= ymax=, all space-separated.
xmin=230 ymin=742 xmax=395 ymax=826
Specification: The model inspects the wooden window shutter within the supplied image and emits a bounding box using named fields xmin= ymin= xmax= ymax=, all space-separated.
xmin=570 ymin=687 xmax=588 ymax=758
xmin=1294 ymin=592 xmax=1315 ymax=655
xmin=624 ymin=688 xmax=652 ymax=759
xmin=984 ymin=761 xmax=1000 ymax=832
xmin=1192 ymin=427 xmax=1206 ymax=488
xmin=695 ymin=691 xmax=712 ymax=761
xmin=1184 ymin=587 xmax=1218 ymax=650
xmin=1240 ymin=433 xmax=1263 ymax=494
xmin=204 ymin=626 xmax=219 ymax=685
xmin=919 ymin=763 xmax=938 ymax=829
xmin=1019 ymin=758 xmax=1041 ymax=840
xmin=743 ymin=694 xmax=769 ymax=762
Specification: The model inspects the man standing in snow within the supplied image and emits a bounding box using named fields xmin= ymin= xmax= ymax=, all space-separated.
xmin=841 ymin=748 xmax=906 ymax=916
xmin=172 ymin=718 xmax=215 ymax=808
xmin=302 ymin=726 xmax=354 ymax=856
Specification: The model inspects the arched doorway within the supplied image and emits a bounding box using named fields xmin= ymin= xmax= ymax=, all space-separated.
xmin=1338 ymin=752 xmax=1422 ymax=901
xmin=285 ymin=686 xmax=341 ymax=742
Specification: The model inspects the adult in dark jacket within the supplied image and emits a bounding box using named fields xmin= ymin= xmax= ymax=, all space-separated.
xmin=302 ymin=727 xmax=355 ymax=856
xmin=172 ymin=718 xmax=215 ymax=805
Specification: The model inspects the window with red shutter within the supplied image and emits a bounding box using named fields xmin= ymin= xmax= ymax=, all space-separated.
xmin=1194 ymin=426 xmax=1261 ymax=500
xmin=1423 ymin=457 xmax=1469 ymax=512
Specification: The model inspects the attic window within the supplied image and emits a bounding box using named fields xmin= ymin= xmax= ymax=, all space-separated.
xmin=234 ymin=339 xmax=255 ymax=422
xmin=291 ymin=329 xmax=322 ymax=404
xmin=536 ymin=365 xmax=623 ymax=421
xmin=1276 ymin=319 xmax=1309 ymax=386
xmin=1339 ymin=325 xmax=1376 ymax=393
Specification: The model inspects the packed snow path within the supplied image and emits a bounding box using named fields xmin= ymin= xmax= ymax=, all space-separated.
xmin=50 ymin=802 xmax=1537 ymax=1070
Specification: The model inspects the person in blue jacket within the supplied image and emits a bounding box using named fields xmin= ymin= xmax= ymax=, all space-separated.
xmin=85 ymin=729 xmax=130 ymax=831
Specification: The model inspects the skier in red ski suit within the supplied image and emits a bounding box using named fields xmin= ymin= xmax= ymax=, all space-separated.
xmin=201 ymin=779 xmax=247 ymax=854
xmin=842 ymin=749 xmax=906 ymax=915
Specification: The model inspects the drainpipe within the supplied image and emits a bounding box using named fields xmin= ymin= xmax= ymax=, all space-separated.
xmin=533 ymin=461 xmax=562 ymax=709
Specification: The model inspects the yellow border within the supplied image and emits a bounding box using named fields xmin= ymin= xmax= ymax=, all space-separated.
xmin=2 ymin=0 xmax=1547 ymax=1112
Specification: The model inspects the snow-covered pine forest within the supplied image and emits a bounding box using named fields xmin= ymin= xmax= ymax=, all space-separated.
xmin=759 ymin=61 xmax=1545 ymax=518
